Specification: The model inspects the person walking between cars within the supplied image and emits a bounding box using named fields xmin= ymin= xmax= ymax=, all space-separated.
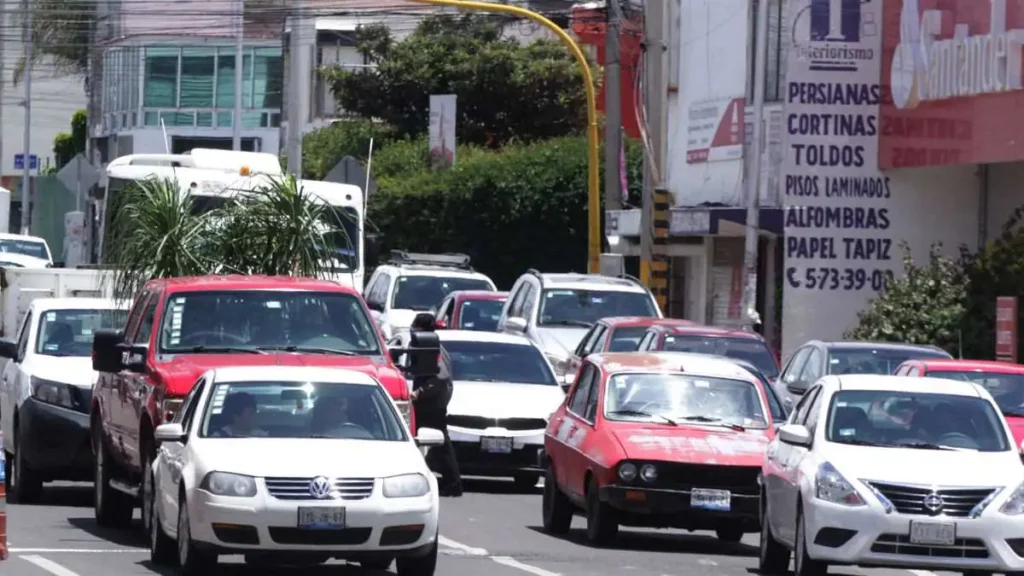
xmin=410 ymin=313 xmax=463 ymax=497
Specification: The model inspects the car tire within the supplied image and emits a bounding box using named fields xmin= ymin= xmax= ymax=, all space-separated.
xmin=541 ymin=464 xmax=572 ymax=535
xmin=514 ymin=473 xmax=540 ymax=491
xmin=716 ymin=526 xmax=744 ymax=543
xmin=395 ymin=532 xmax=438 ymax=576
xmin=92 ymin=427 xmax=133 ymax=528
xmin=10 ymin=419 xmax=43 ymax=504
xmin=3 ymin=451 xmax=12 ymax=495
xmin=584 ymin=476 xmax=617 ymax=546
xmin=759 ymin=503 xmax=790 ymax=575
xmin=794 ymin=504 xmax=827 ymax=576
xmin=149 ymin=483 xmax=176 ymax=566
xmin=141 ymin=441 xmax=156 ymax=537
xmin=177 ymin=491 xmax=216 ymax=575
xmin=360 ymin=558 xmax=394 ymax=570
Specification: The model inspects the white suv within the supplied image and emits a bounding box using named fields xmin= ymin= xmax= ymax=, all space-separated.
xmin=496 ymin=270 xmax=661 ymax=384
xmin=364 ymin=251 xmax=497 ymax=339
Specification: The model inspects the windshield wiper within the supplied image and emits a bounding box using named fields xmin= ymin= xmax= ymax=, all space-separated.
xmin=833 ymin=438 xmax=883 ymax=447
xmin=607 ymin=410 xmax=677 ymax=426
xmin=257 ymin=345 xmax=358 ymax=356
xmin=308 ymin=434 xmax=336 ymax=439
xmin=544 ymin=319 xmax=593 ymax=327
xmin=896 ymin=441 xmax=974 ymax=452
xmin=189 ymin=346 xmax=266 ymax=354
xmin=679 ymin=415 xmax=745 ymax=431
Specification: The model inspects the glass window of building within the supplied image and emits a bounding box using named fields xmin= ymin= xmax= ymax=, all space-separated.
xmin=144 ymin=47 xmax=179 ymax=107
xmin=181 ymin=47 xmax=215 ymax=108
xmin=253 ymin=47 xmax=283 ymax=109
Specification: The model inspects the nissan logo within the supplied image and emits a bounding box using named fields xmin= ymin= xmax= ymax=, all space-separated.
xmin=308 ymin=476 xmax=333 ymax=499
xmin=923 ymin=492 xmax=944 ymax=515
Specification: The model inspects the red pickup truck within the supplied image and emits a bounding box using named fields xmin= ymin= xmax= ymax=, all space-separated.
xmin=89 ymin=275 xmax=419 ymax=532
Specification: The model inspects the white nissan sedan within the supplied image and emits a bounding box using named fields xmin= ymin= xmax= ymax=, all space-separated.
xmin=148 ymin=366 xmax=444 ymax=575
xmin=761 ymin=374 xmax=1024 ymax=576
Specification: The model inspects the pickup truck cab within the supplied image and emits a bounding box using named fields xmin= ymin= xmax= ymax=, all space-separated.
xmin=89 ymin=275 xmax=419 ymax=534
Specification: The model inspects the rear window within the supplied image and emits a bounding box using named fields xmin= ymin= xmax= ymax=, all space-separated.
xmin=609 ymin=326 xmax=648 ymax=352
xmin=457 ymin=298 xmax=505 ymax=331
xmin=660 ymin=335 xmax=779 ymax=378
xmin=828 ymin=347 xmax=951 ymax=375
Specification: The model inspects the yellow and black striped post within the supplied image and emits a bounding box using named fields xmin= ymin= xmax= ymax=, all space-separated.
xmin=643 ymin=188 xmax=671 ymax=314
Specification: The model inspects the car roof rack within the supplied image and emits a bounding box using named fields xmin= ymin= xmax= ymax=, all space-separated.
xmin=388 ymin=250 xmax=473 ymax=270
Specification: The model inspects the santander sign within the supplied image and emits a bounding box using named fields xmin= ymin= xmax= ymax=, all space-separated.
xmin=890 ymin=0 xmax=1024 ymax=110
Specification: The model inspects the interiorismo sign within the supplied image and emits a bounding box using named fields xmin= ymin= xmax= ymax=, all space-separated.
xmin=890 ymin=0 xmax=1024 ymax=110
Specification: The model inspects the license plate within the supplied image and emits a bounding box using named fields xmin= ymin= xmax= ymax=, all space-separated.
xmin=909 ymin=520 xmax=956 ymax=546
xmin=690 ymin=488 xmax=731 ymax=511
xmin=297 ymin=507 xmax=346 ymax=530
xmin=481 ymin=437 xmax=513 ymax=454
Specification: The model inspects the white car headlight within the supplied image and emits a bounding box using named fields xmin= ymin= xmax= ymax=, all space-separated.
xmin=383 ymin=473 xmax=430 ymax=498
xmin=814 ymin=462 xmax=864 ymax=506
xmin=395 ymin=400 xmax=411 ymax=427
xmin=1000 ymin=482 xmax=1024 ymax=515
xmin=200 ymin=472 xmax=257 ymax=497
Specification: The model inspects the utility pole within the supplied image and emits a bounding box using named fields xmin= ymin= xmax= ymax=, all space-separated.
xmin=639 ymin=0 xmax=665 ymax=286
xmin=20 ymin=4 xmax=32 ymax=234
xmin=740 ymin=0 xmax=771 ymax=331
xmin=286 ymin=0 xmax=311 ymax=176
xmin=603 ymin=0 xmax=623 ymax=210
xmin=232 ymin=0 xmax=244 ymax=151
xmin=0 ymin=2 xmax=6 ymax=220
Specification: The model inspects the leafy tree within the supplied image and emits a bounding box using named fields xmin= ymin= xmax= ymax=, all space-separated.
xmin=325 ymin=14 xmax=591 ymax=148
xmin=52 ymin=109 xmax=87 ymax=168
xmin=846 ymin=243 xmax=967 ymax=354
xmin=14 ymin=0 xmax=94 ymax=84
xmin=300 ymin=120 xmax=396 ymax=180
xmin=103 ymin=176 xmax=341 ymax=301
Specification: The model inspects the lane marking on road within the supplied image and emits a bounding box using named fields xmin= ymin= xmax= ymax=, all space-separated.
xmin=440 ymin=535 xmax=561 ymax=575
xmin=907 ymin=570 xmax=939 ymax=576
xmin=20 ymin=555 xmax=84 ymax=576
xmin=10 ymin=548 xmax=147 ymax=553
xmin=697 ymin=559 xmax=718 ymax=566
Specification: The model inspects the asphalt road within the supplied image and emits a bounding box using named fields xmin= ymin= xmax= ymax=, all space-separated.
xmin=2 ymin=479 xmax=964 ymax=576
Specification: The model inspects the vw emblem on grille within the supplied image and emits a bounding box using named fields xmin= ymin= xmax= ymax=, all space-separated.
xmin=923 ymin=492 xmax=944 ymax=515
xmin=308 ymin=476 xmax=333 ymax=499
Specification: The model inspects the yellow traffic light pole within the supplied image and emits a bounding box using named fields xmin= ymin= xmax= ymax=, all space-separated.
xmin=406 ymin=0 xmax=601 ymax=273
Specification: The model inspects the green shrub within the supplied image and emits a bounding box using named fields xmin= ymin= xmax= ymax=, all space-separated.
xmin=299 ymin=119 xmax=396 ymax=180
xmin=368 ymin=136 xmax=644 ymax=289
xmin=845 ymin=243 xmax=967 ymax=354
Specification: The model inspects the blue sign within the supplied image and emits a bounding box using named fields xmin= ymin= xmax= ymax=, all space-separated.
xmin=14 ymin=153 xmax=38 ymax=170
xmin=810 ymin=0 xmax=863 ymax=43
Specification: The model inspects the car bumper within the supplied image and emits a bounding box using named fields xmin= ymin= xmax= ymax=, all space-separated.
xmin=188 ymin=488 xmax=439 ymax=557
xmin=804 ymin=498 xmax=1024 ymax=571
xmin=18 ymin=397 xmax=91 ymax=481
xmin=449 ymin=427 xmax=545 ymax=476
xmin=600 ymin=485 xmax=760 ymax=531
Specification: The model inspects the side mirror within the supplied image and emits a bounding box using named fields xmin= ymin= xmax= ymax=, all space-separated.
xmin=92 ymin=329 xmax=125 ymax=372
xmin=786 ymin=379 xmax=808 ymax=395
xmin=778 ymin=423 xmax=812 ymax=447
xmin=118 ymin=342 xmax=148 ymax=373
xmin=365 ymin=234 xmax=381 ymax=267
xmin=0 ymin=338 xmax=17 ymax=359
xmin=560 ymin=383 xmax=571 ymax=393
xmin=388 ymin=347 xmax=404 ymax=363
xmin=435 ymin=319 xmax=446 ymax=329
xmin=154 ymin=423 xmax=186 ymax=443
xmin=503 ymin=317 xmax=527 ymax=333
xmin=415 ymin=427 xmax=445 ymax=447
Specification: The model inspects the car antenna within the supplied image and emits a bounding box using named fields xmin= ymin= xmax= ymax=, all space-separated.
xmin=957 ymin=330 xmax=963 ymax=359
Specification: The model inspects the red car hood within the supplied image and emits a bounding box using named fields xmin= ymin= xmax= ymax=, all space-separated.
xmin=610 ymin=426 xmax=770 ymax=466
xmin=156 ymin=353 xmax=407 ymax=398
xmin=1006 ymin=415 xmax=1024 ymax=448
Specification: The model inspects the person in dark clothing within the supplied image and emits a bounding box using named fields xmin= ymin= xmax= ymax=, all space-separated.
xmin=410 ymin=313 xmax=462 ymax=497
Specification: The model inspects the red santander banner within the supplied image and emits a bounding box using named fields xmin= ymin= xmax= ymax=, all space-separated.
xmin=879 ymin=0 xmax=1024 ymax=169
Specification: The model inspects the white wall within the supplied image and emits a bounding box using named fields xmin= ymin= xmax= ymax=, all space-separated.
xmin=127 ymin=127 xmax=282 ymax=156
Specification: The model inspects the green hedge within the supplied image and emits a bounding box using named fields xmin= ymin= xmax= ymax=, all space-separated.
xmin=368 ymin=136 xmax=645 ymax=289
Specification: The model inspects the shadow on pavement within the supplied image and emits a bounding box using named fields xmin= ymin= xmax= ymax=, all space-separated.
xmin=28 ymin=483 xmax=94 ymax=508
xmin=135 ymin=559 xmax=393 ymax=575
xmin=67 ymin=516 xmax=148 ymax=549
xmin=745 ymin=567 xmax=863 ymax=576
xmin=526 ymin=525 xmax=759 ymax=556
xmin=461 ymin=477 xmax=541 ymax=495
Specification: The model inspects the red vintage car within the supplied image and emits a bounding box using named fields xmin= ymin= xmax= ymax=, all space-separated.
xmin=542 ymin=351 xmax=776 ymax=546
xmin=434 ymin=290 xmax=509 ymax=331
xmin=895 ymin=358 xmax=1024 ymax=446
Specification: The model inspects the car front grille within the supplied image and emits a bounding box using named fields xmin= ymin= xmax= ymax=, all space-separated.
xmin=656 ymin=463 xmax=761 ymax=495
xmin=264 ymin=477 xmax=375 ymax=500
xmin=870 ymin=533 xmax=989 ymax=558
xmin=866 ymin=481 xmax=996 ymax=517
xmin=447 ymin=415 xmax=548 ymax=431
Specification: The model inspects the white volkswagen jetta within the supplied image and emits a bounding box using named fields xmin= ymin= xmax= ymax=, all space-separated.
xmin=148 ymin=365 xmax=444 ymax=575
xmin=761 ymin=374 xmax=1024 ymax=576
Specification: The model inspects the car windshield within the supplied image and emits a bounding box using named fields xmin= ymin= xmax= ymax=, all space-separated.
xmin=825 ymin=390 xmax=1009 ymax=451
xmin=443 ymin=340 xmax=558 ymax=385
xmin=660 ymin=335 xmax=779 ymax=378
xmin=828 ymin=347 xmax=951 ymax=375
xmin=539 ymin=289 xmax=657 ymax=327
xmin=927 ymin=371 xmax=1024 ymax=417
xmin=457 ymin=298 xmax=505 ymax=331
xmin=604 ymin=372 xmax=769 ymax=429
xmin=0 ymin=238 xmax=48 ymax=260
xmin=392 ymin=276 xmax=493 ymax=311
xmin=198 ymin=381 xmax=407 ymax=441
xmin=609 ymin=326 xmax=648 ymax=352
xmin=36 ymin=308 xmax=128 ymax=356
xmin=157 ymin=291 xmax=381 ymax=355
